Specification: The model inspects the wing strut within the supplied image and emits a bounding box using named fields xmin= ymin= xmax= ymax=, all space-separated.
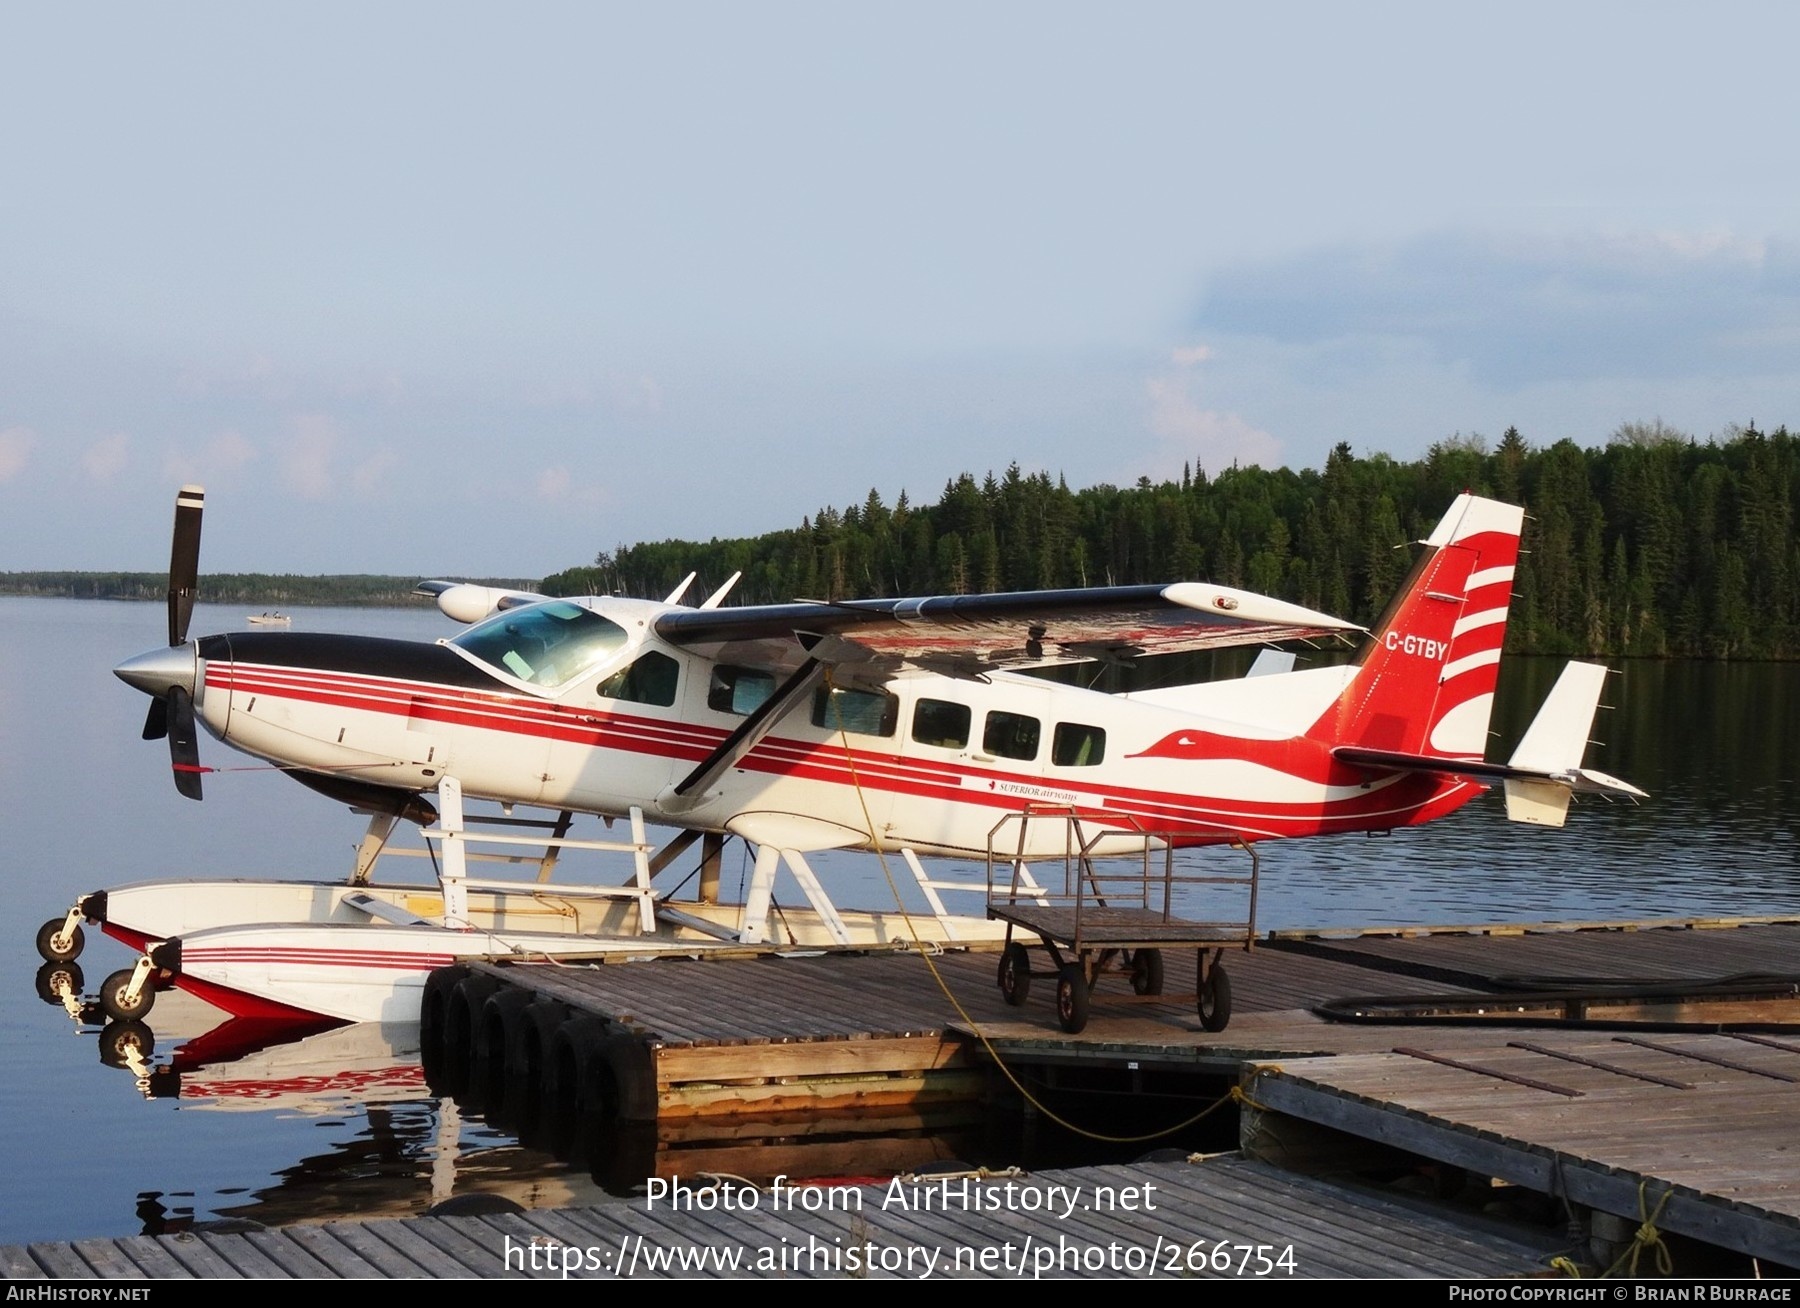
xmin=663 ymin=658 xmax=827 ymax=809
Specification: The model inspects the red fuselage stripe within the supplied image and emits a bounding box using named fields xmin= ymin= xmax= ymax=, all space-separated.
xmin=205 ymin=662 xmax=1475 ymax=839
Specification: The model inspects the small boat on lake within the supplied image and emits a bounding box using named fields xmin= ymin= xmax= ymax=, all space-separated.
xmin=246 ymin=611 xmax=291 ymax=627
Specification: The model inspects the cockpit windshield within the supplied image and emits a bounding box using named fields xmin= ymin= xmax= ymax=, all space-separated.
xmin=450 ymin=601 xmax=630 ymax=687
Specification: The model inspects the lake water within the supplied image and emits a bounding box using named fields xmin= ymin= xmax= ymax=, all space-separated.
xmin=2 ymin=597 xmax=1796 ymax=1245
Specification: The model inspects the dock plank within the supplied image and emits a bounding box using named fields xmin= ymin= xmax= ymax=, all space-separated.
xmin=242 ymin=1229 xmax=340 ymax=1278
xmin=1247 ymin=1033 xmax=1800 ymax=1267
xmin=21 ymin=1243 xmax=94 ymax=1279
xmin=277 ymin=1223 xmax=394 ymax=1278
xmin=199 ymin=1231 xmax=290 ymax=1278
xmin=66 ymin=1239 xmax=143 ymax=1280
xmin=140 ymin=1232 xmax=245 ymax=1279
xmin=319 ymin=1219 xmax=444 ymax=1278
xmin=106 ymin=1237 xmax=192 ymax=1280
xmin=354 ymin=1217 xmax=497 ymax=1277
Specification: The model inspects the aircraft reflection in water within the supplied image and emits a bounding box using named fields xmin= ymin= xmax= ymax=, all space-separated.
xmin=38 ymin=980 xmax=991 ymax=1232
xmin=44 ymin=486 xmax=1643 ymax=1033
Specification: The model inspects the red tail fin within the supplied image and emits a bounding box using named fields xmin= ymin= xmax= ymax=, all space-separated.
xmin=1307 ymin=495 xmax=1523 ymax=759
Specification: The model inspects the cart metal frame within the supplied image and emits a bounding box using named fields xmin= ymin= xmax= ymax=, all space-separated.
xmin=984 ymin=805 xmax=1259 ymax=1034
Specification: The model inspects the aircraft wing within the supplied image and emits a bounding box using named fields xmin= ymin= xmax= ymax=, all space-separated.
xmin=652 ymin=582 xmax=1363 ymax=674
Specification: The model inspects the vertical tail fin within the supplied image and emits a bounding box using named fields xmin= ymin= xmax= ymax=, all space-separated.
xmin=1307 ymin=494 xmax=1523 ymax=758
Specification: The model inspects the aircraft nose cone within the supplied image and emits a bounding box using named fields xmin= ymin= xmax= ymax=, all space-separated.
xmin=114 ymin=644 xmax=198 ymax=697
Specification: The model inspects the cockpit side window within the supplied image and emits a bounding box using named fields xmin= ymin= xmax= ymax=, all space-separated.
xmin=597 ymin=650 xmax=680 ymax=707
xmin=450 ymin=601 xmax=629 ymax=688
xmin=709 ymin=666 xmax=776 ymax=716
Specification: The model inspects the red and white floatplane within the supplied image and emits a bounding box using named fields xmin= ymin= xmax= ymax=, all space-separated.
xmin=39 ymin=486 xmax=1642 ymax=1027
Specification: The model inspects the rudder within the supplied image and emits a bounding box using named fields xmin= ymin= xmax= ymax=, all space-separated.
xmin=1308 ymin=494 xmax=1523 ymax=759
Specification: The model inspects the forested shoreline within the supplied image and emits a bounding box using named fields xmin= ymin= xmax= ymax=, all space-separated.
xmin=540 ymin=422 xmax=1797 ymax=660
xmin=0 ymin=573 xmax=534 ymax=607
xmin=11 ymin=422 xmax=1796 ymax=659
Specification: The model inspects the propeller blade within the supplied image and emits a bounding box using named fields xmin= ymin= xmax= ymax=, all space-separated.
xmin=141 ymin=698 xmax=168 ymax=741
xmin=167 ymin=485 xmax=204 ymax=647
xmin=167 ymin=686 xmax=203 ymax=801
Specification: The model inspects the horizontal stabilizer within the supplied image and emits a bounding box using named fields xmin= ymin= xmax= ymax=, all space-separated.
xmin=1334 ymin=659 xmax=1646 ymax=829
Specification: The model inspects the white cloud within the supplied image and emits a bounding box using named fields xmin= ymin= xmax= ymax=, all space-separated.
xmin=1144 ymin=376 xmax=1283 ymax=478
xmin=1195 ymin=228 xmax=1800 ymax=387
xmin=537 ymin=466 xmax=572 ymax=500
xmin=281 ymin=415 xmax=338 ymax=500
xmin=0 ymin=427 xmax=40 ymax=481
xmin=521 ymin=370 xmax=664 ymax=414
xmin=535 ymin=465 xmax=609 ymax=508
xmin=608 ymin=371 xmax=663 ymax=414
xmin=82 ymin=433 xmax=130 ymax=480
xmin=161 ymin=431 xmax=258 ymax=487
xmin=1142 ymin=343 xmax=1283 ymax=476
xmin=351 ymin=448 xmax=398 ymax=497
xmin=211 ymin=430 xmax=257 ymax=472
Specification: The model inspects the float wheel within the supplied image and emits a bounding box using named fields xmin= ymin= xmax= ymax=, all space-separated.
xmin=100 ymin=967 xmax=155 ymax=1022
xmin=36 ymin=919 xmax=84 ymax=963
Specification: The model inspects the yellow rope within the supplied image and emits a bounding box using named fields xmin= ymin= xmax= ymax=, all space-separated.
xmin=1600 ymin=1181 xmax=1675 ymax=1279
xmin=823 ymin=671 xmax=1236 ymax=1146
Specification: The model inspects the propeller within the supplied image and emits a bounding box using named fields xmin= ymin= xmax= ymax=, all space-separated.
xmin=139 ymin=486 xmax=203 ymax=743
xmin=167 ymin=485 xmax=204 ymax=647
xmin=117 ymin=486 xmax=207 ymax=798
xmin=167 ymin=686 xmax=204 ymax=801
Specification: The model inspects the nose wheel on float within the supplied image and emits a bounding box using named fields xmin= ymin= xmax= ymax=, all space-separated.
xmin=36 ymin=909 xmax=88 ymax=964
xmin=985 ymin=808 xmax=1257 ymax=1036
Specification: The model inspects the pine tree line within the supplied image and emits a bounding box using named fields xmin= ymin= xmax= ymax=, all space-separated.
xmin=542 ymin=421 xmax=1800 ymax=659
xmin=0 ymin=573 xmax=534 ymax=606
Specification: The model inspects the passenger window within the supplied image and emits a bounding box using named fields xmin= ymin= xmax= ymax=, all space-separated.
xmin=1053 ymin=722 xmax=1106 ymax=767
xmin=912 ymin=698 xmax=971 ymax=749
xmin=596 ymin=651 xmax=679 ymax=707
xmin=709 ymin=666 xmax=775 ymax=715
xmin=983 ymin=711 xmax=1040 ymax=761
xmin=812 ymin=686 xmax=898 ymax=737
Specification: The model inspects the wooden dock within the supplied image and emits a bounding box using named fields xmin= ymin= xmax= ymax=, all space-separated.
xmin=1243 ymin=1030 xmax=1800 ymax=1269
xmin=15 ymin=914 xmax=1800 ymax=1277
xmin=432 ymin=916 xmax=1800 ymax=1272
xmin=1 ymin=1154 xmax=1571 ymax=1279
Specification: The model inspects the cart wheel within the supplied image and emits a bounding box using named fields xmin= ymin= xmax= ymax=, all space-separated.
xmin=1055 ymin=964 xmax=1090 ymax=1034
xmin=1130 ymin=948 xmax=1165 ymax=996
xmin=998 ymin=943 xmax=1032 ymax=1007
xmin=36 ymin=919 xmax=85 ymax=963
xmin=1198 ymin=961 xmax=1232 ymax=1032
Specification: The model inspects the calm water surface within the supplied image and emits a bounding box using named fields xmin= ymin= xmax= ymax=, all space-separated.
xmin=1 ymin=597 xmax=1796 ymax=1244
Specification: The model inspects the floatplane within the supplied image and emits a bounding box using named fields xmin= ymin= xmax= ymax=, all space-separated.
xmin=39 ymin=485 xmax=1643 ymax=1028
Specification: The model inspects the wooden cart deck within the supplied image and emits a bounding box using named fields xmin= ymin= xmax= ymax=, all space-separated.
xmin=987 ymin=903 xmax=1250 ymax=951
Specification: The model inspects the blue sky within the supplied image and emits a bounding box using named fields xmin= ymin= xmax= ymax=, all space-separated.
xmin=3 ymin=2 xmax=1797 ymax=576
